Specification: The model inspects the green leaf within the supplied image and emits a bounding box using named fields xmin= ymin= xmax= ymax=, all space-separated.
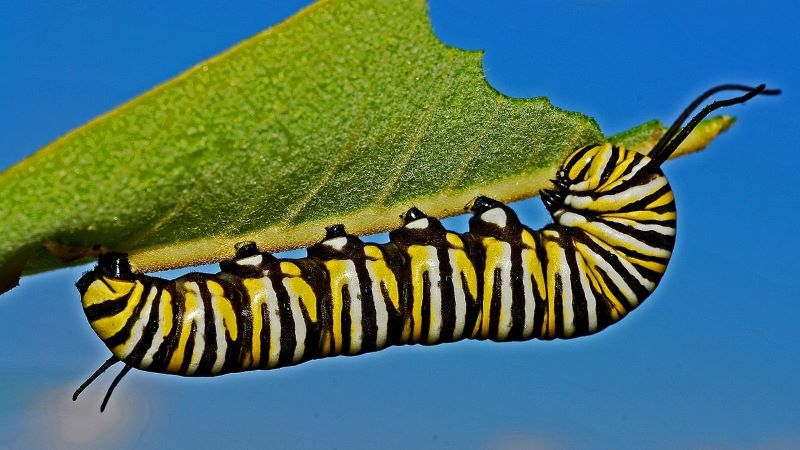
xmin=0 ymin=0 xmax=732 ymax=294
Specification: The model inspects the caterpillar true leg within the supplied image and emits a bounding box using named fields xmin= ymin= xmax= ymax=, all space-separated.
xmin=74 ymin=83 xmax=779 ymax=411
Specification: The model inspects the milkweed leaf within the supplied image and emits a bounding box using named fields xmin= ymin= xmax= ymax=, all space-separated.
xmin=0 ymin=0 xmax=732 ymax=293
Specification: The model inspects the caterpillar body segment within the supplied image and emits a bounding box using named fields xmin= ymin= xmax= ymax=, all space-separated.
xmin=73 ymin=84 xmax=779 ymax=411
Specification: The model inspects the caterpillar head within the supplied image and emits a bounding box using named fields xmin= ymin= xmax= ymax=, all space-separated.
xmin=541 ymin=84 xmax=780 ymax=225
xmin=542 ymin=143 xmax=677 ymax=283
xmin=542 ymin=143 xmax=670 ymax=222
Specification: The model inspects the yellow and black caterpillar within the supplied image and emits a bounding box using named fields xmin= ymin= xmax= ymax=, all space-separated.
xmin=73 ymin=84 xmax=778 ymax=411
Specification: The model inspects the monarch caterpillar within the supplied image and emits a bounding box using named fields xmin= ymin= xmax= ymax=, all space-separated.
xmin=73 ymin=84 xmax=778 ymax=411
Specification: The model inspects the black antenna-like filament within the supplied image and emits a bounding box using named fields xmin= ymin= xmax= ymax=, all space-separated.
xmin=649 ymin=83 xmax=780 ymax=165
xmin=73 ymin=356 xmax=118 ymax=401
xmin=101 ymin=364 xmax=132 ymax=413
xmin=72 ymin=356 xmax=133 ymax=412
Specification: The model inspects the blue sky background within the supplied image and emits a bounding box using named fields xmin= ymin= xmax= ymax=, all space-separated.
xmin=1 ymin=1 xmax=798 ymax=449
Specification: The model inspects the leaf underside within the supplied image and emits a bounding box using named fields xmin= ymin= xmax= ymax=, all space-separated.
xmin=0 ymin=0 xmax=732 ymax=294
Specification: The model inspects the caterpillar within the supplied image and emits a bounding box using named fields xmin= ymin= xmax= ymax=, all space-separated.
xmin=73 ymin=84 xmax=778 ymax=411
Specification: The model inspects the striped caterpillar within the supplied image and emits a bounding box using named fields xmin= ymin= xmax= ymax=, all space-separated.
xmin=73 ymin=84 xmax=778 ymax=411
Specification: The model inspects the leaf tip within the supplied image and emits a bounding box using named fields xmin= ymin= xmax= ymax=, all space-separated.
xmin=670 ymin=115 xmax=736 ymax=158
xmin=0 ymin=247 xmax=35 ymax=295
